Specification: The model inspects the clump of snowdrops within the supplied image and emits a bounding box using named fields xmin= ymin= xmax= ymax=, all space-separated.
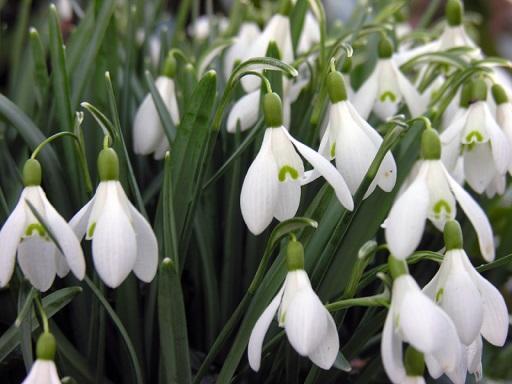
xmin=0 ymin=0 xmax=511 ymax=383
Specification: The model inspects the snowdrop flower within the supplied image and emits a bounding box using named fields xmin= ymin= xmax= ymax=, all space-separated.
xmin=423 ymin=220 xmax=508 ymax=379
xmin=493 ymin=84 xmax=512 ymax=174
xmin=133 ymin=53 xmax=180 ymax=159
xmin=353 ymin=37 xmax=426 ymax=120
xmin=440 ymin=79 xmax=511 ymax=193
xmin=311 ymin=69 xmax=397 ymax=197
xmin=23 ymin=333 xmax=61 ymax=384
xmin=385 ymin=127 xmax=495 ymax=261
xmin=382 ymin=257 xmax=462 ymax=384
xmin=248 ymin=239 xmax=339 ymax=370
xmin=223 ymin=22 xmax=260 ymax=79
xmin=240 ymin=11 xmax=293 ymax=92
xmin=70 ymin=147 xmax=158 ymax=288
xmin=188 ymin=15 xmax=228 ymax=40
xmin=0 ymin=159 xmax=85 ymax=292
xmin=240 ymin=92 xmax=353 ymax=235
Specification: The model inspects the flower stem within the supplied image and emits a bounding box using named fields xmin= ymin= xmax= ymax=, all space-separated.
xmin=326 ymin=292 xmax=390 ymax=312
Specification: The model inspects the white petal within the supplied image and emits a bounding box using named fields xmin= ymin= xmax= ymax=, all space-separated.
xmin=466 ymin=336 xmax=483 ymax=374
xmin=271 ymin=127 xmax=304 ymax=181
xmin=463 ymin=143 xmax=496 ymax=193
xmin=91 ymin=184 xmax=137 ymax=288
xmin=278 ymin=270 xmax=311 ymax=324
xmin=307 ymin=311 xmax=339 ymax=369
xmin=393 ymin=61 xmax=426 ymax=117
xmin=240 ymin=129 xmax=279 ymax=235
xmin=129 ymin=204 xmax=158 ymax=283
xmin=439 ymin=250 xmax=483 ymax=345
xmin=274 ymin=180 xmax=301 ymax=221
xmin=153 ymin=134 xmax=170 ymax=160
xmin=385 ymin=163 xmax=429 ymax=259
xmin=248 ymin=286 xmax=284 ymax=371
xmin=0 ymin=199 xmax=26 ymax=287
xmin=18 ymin=236 xmax=57 ymax=292
xmin=425 ymin=161 xmax=456 ymax=230
xmin=22 ymin=360 xmax=58 ymax=384
xmin=441 ymin=134 xmax=462 ymax=172
xmin=483 ymin=103 xmax=511 ymax=174
xmin=282 ymin=128 xmax=354 ymax=210
xmin=133 ymin=93 xmax=163 ymax=155
xmin=86 ymin=182 xmax=110 ymax=240
xmin=461 ymin=103 xmax=490 ymax=145
xmin=42 ymin=195 xmax=86 ymax=280
xmin=353 ymin=67 xmax=379 ymax=119
xmin=227 ymin=90 xmax=261 ymax=133
xmin=381 ymin=309 xmax=407 ymax=383
xmin=444 ymin=168 xmax=495 ymax=261
xmin=374 ymin=60 xmax=401 ymax=120
xmin=69 ymin=198 xmax=94 ymax=239
xmin=461 ymin=255 xmax=509 ymax=346
xmin=284 ymin=286 xmax=329 ymax=356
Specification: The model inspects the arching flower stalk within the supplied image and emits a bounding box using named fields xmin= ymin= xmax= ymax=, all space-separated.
xmin=133 ymin=53 xmax=180 ymax=159
xmin=248 ymin=238 xmax=339 ymax=370
xmin=240 ymin=92 xmax=353 ymax=235
xmin=385 ymin=127 xmax=495 ymax=261
xmin=0 ymin=159 xmax=85 ymax=292
xmin=70 ymin=145 xmax=158 ymax=288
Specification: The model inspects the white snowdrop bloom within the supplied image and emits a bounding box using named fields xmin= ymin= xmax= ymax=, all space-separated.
xmin=55 ymin=0 xmax=73 ymax=22
xmin=423 ymin=221 xmax=508 ymax=348
xmin=248 ymin=240 xmax=339 ymax=371
xmin=297 ymin=11 xmax=320 ymax=54
xmin=385 ymin=128 xmax=495 ymax=261
xmin=353 ymin=37 xmax=426 ymax=120
xmin=440 ymin=80 xmax=511 ymax=193
xmin=70 ymin=148 xmax=158 ymax=288
xmin=133 ymin=55 xmax=180 ymax=159
xmin=223 ymin=22 xmax=260 ymax=79
xmin=382 ymin=261 xmax=462 ymax=384
xmin=188 ymin=15 xmax=228 ymax=40
xmin=240 ymin=93 xmax=353 ymax=235
xmin=493 ymin=83 xmax=512 ymax=175
xmin=23 ymin=333 xmax=61 ymax=384
xmin=241 ymin=14 xmax=293 ymax=92
xmin=307 ymin=70 xmax=397 ymax=197
xmin=0 ymin=159 xmax=85 ymax=292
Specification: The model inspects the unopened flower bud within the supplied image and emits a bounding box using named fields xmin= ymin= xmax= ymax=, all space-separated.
xmin=23 ymin=159 xmax=42 ymax=187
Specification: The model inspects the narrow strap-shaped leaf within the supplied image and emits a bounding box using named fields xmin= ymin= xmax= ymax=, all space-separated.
xmin=144 ymin=70 xmax=177 ymax=143
xmin=84 ymin=277 xmax=144 ymax=384
xmin=0 ymin=287 xmax=82 ymax=362
xmin=290 ymin=0 xmax=309 ymax=54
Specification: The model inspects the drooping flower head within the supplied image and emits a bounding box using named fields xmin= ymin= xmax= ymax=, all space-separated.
xmin=240 ymin=92 xmax=353 ymax=235
xmin=423 ymin=220 xmax=508 ymax=380
xmin=353 ymin=36 xmax=426 ymax=120
xmin=248 ymin=238 xmax=339 ymax=370
xmin=0 ymin=159 xmax=85 ymax=292
xmin=22 ymin=332 xmax=61 ymax=384
xmin=385 ymin=127 xmax=495 ymax=261
xmin=440 ymin=79 xmax=511 ymax=193
xmin=133 ymin=53 xmax=180 ymax=159
xmin=309 ymin=68 xmax=397 ymax=197
xmin=70 ymin=146 xmax=158 ymax=288
xmin=382 ymin=257 xmax=463 ymax=384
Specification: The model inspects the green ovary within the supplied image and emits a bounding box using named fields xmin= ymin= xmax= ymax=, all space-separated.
xmin=379 ymin=91 xmax=397 ymax=102
xmin=25 ymin=223 xmax=46 ymax=237
xmin=278 ymin=166 xmax=299 ymax=182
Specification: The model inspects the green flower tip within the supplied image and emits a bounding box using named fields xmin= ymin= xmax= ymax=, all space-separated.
xmin=36 ymin=332 xmax=56 ymax=361
xmin=378 ymin=36 xmax=394 ymax=59
xmin=421 ymin=128 xmax=441 ymax=160
xmin=444 ymin=220 xmax=463 ymax=251
xmin=341 ymin=57 xmax=352 ymax=74
xmin=387 ymin=255 xmax=409 ymax=280
xmin=263 ymin=92 xmax=283 ymax=127
xmin=286 ymin=238 xmax=304 ymax=271
xmin=162 ymin=53 xmax=177 ymax=78
xmin=492 ymin=84 xmax=509 ymax=105
xmin=23 ymin=159 xmax=42 ymax=187
xmin=327 ymin=71 xmax=348 ymax=103
xmin=471 ymin=78 xmax=488 ymax=102
xmin=97 ymin=147 xmax=119 ymax=181
xmin=404 ymin=346 xmax=425 ymax=376
xmin=446 ymin=0 xmax=463 ymax=26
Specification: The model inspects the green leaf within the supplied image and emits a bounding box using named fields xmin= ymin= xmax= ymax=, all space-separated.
xmin=333 ymin=352 xmax=352 ymax=372
xmin=84 ymin=277 xmax=144 ymax=384
xmin=290 ymin=0 xmax=309 ymax=54
xmin=0 ymin=287 xmax=82 ymax=362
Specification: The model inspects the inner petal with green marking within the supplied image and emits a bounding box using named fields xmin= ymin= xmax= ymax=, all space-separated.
xmin=435 ymin=288 xmax=444 ymax=303
xmin=379 ymin=91 xmax=397 ymax=102
xmin=278 ymin=165 xmax=299 ymax=182
xmin=464 ymin=131 xmax=484 ymax=144
xmin=87 ymin=222 xmax=96 ymax=239
xmin=24 ymin=222 xmax=46 ymax=237
xmin=330 ymin=142 xmax=336 ymax=158
xmin=433 ymin=199 xmax=452 ymax=220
